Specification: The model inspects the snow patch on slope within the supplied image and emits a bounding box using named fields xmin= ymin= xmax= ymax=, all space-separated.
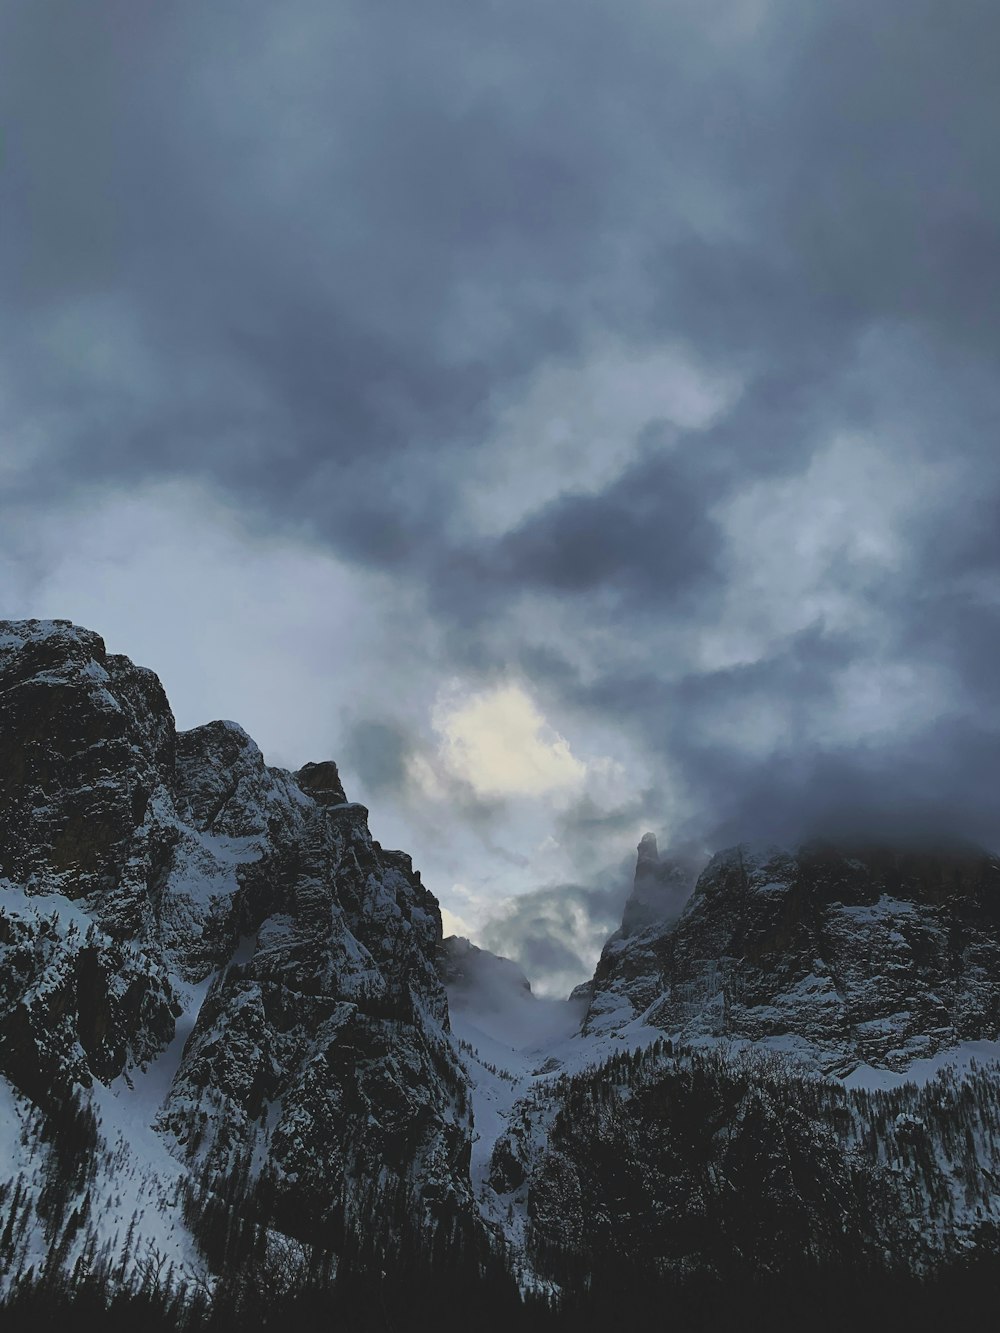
xmin=843 ymin=1040 xmax=1000 ymax=1091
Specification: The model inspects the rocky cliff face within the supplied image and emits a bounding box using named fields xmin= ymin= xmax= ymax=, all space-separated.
xmin=585 ymin=835 xmax=1000 ymax=1073
xmin=582 ymin=833 xmax=701 ymax=1026
xmin=0 ymin=619 xmax=472 ymax=1283
xmin=479 ymin=836 xmax=1000 ymax=1291
xmin=0 ymin=894 xmax=179 ymax=1109
xmin=0 ymin=620 xmax=175 ymax=920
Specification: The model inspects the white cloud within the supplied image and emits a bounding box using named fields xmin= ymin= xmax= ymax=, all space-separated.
xmin=439 ymin=905 xmax=475 ymax=938
xmin=431 ymin=681 xmax=587 ymax=798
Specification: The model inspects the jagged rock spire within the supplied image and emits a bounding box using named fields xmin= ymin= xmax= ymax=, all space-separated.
xmin=620 ymin=832 xmax=694 ymax=937
xmin=637 ymin=831 xmax=659 ymax=863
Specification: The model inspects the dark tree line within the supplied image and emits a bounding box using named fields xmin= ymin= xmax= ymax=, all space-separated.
xmin=7 ymin=1041 xmax=1000 ymax=1331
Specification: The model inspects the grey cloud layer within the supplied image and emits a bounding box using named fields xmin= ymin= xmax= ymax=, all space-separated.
xmin=4 ymin=0 xmax=1000 ymax=883
xmin=480 ymin=877 xmax=631 ymax=1000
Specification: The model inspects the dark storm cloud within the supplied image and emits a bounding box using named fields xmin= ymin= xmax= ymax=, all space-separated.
xmin=340 ymin=719 xmax=412 ymax=797
xmin=0 ymin=0 xmax=640 ymax=520
xmin=0 ymin=0 xmax=830 ymax=536
xmin=5 ymin=0 xmax=1000 ymax=910
xmin=666 ymin=719 xmax=1000 ymax=855
xmin=498 ymin=447 xmax=720 ymax=602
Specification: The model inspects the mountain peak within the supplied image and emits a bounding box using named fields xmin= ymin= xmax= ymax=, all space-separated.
xmin=438 ymin=934 xmax=532 ymax=998
xmin=619 ymin=834 xmax=699 ymax=938
xmin=294 ymin=759 xmax=348 ymax=806
xmin=637 ymin=830 xmax=659 ymax=863
xmin=0 ymin=619 xmax=472 ymax=1293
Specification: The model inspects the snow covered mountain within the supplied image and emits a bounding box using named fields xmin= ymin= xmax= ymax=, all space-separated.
xmin=6 ymin=619 xmax=1000 ymax=1329
xmin=584 ymin=836 xmax=1000 ymax=1072
xmin=0 ymin=619 xmax=471 ymax=1300
xmin=459 ymin=832 xmax=1000 ymax=1297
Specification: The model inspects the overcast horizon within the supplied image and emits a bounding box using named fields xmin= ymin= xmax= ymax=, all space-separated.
xmin=4 ymin=1 xmax=1000 ymax=994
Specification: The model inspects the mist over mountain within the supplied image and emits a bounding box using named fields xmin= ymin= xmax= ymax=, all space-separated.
xmin=3 ymin=622 xmax=1000 ymax=1331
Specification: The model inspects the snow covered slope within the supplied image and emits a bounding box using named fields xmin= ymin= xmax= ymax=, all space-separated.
xmin=0 ymin=619 xmax=471 ymax=1295
xmin=447 ymin=835 xmax=1000 ymax=1291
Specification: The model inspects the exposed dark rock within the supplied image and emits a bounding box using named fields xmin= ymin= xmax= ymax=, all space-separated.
xmin=488 ymin=1136 xmax=527 ymax=1194
xmin=0 ymin=620 xmax=174 ymax=909
xmin=586 ymin=837 xmax=1000 ymax=1072
xmin=0 ymin=902 xmax=178 ymax=1105
xmin=159 ymin=788 xmax=470 ymax=1235
xmin=0 ymin=618 xmax=474 ymax=1256
xmin=294 ymin=760 xmax=348 ymax=807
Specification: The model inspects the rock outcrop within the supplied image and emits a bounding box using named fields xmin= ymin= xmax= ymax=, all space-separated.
xmin=583 ymin=833 xmax=701 ymax=1030
xmin=0 ymin=618 xmax=473 ymax=1271
xmin=620 ymin=832 xmax=697 ymax=937
xmin=0 ymin=892 xmax=179 ymax=1108
xmin=586 ymin=837 xmax=1000 ymax=1072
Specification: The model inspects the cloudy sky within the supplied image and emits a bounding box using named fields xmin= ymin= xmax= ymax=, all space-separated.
xmin=3 ymin=0 xmax=999 ymax=993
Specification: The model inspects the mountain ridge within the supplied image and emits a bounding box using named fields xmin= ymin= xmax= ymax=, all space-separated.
xmin=0 ymin=618 xmax=472 ymax=1297
xmin=6 ymin=619 xmax=1000 ymax=1328
xmin=584 ymin=834 xmax=1000 ymax=1074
